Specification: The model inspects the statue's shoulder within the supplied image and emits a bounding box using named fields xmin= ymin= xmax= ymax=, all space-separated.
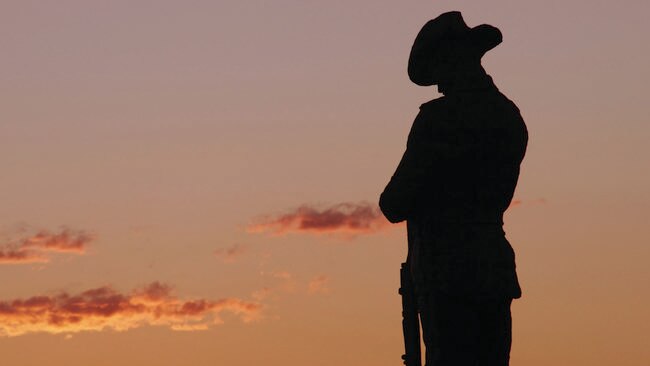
xmin=416 ymin=97 xmax=455 ymax=128
xmin=416 ymin=96 xmax=460 ymax=131
xmin=419 ymin=96 xmax=448 ymax=112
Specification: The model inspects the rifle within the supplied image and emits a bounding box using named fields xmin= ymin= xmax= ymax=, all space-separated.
xmin=399 ymin=261 xmax=422 ymax=366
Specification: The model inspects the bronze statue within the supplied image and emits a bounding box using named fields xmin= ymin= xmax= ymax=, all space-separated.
xmin=380 ymin=11 xmax=528 ymax=366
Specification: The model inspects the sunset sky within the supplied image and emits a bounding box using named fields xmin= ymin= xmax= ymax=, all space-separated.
xmin=1 ymin=1 xmax=649 ymax=365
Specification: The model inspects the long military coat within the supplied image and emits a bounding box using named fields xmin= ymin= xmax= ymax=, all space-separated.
xmin=379 ymin=74 xmax=527 ymax=299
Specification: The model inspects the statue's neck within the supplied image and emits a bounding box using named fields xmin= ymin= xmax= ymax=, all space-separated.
xmin=438 ymin=67 xmax=493 ymax=95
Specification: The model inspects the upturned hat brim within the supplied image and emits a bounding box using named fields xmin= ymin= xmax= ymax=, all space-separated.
xmin=408 ymin=11 xmax=502 ymax=86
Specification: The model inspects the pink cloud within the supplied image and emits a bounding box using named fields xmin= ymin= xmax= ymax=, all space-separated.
xmin=0 ymin=249 xmax=48 ymax=264
xmin=20 ymin=228 xmax=92 ymax=253
xmin=248 ymin=202 xmax=389 ymax=236
xmin=0 ymin=227 xmax=93 ymax=266
xmin=255 ymin=270 xmax=297 ymax=297
xmin=214 ymin=243 xmax=248 ymax=263
xmin=0 ymin=282 xmax=262 ymax=337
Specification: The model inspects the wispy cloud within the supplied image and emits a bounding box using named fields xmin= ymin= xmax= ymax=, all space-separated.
xmin=0 ymin=227 xmax=92 ymax=265
xmin=0 ymin=282 xmax=262 ymax=337
xmin=0 ymin=249 xmax=48 ymax=264
xmin=214 ymin=243 xmax=248 ymax=263
xmin=258 ymin=270 xmax=297 ymax=294
xmin=307 ymin=275 xmax=330 ymax=295
xmin=253 ymin=271 xmax=331 ymax=300
xmin=248 ymin=202 xmax=389 ymax=237
xmin=19 ymin=228 xmax=91 ymax=253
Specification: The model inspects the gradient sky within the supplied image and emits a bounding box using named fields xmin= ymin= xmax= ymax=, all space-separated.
xmin=1 ymin=1 xmax=649 ymax=365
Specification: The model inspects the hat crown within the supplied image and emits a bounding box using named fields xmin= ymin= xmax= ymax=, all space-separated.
xmin=408 ymin=11 xmax=502 ymax=86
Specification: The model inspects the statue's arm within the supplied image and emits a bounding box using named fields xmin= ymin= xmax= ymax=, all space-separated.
xmin=379 ymin=149 xmax=421 ymax=223
xmin=378 ymin=103 xmax=484 ymax=223
xmin=379 ymin=110 xmax=436 ymax=223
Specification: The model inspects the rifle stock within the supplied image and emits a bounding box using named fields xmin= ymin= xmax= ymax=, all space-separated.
xmin=399 ymin=262 xmax=422 ymax=366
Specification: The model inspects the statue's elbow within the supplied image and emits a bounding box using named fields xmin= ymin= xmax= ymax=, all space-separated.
xmin=379 ymin=192 xmax=406 ymax=224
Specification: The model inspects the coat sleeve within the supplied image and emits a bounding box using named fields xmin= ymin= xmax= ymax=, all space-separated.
xmin=378 ymin=102 xmax=478 ymax=223
xmin=379 ymin=109 xmax=435 ymax=223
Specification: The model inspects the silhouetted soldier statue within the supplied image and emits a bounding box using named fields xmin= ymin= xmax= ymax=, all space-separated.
xmin=379 ymin=11 xmax=528 ymax=366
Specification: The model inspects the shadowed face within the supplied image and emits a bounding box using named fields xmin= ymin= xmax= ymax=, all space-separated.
xmin=430 ymin=39 xmax=482 ymax=84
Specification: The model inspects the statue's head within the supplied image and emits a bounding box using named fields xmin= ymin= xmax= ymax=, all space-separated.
xmin=408 ymin=11 xmax=502 ymax=86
